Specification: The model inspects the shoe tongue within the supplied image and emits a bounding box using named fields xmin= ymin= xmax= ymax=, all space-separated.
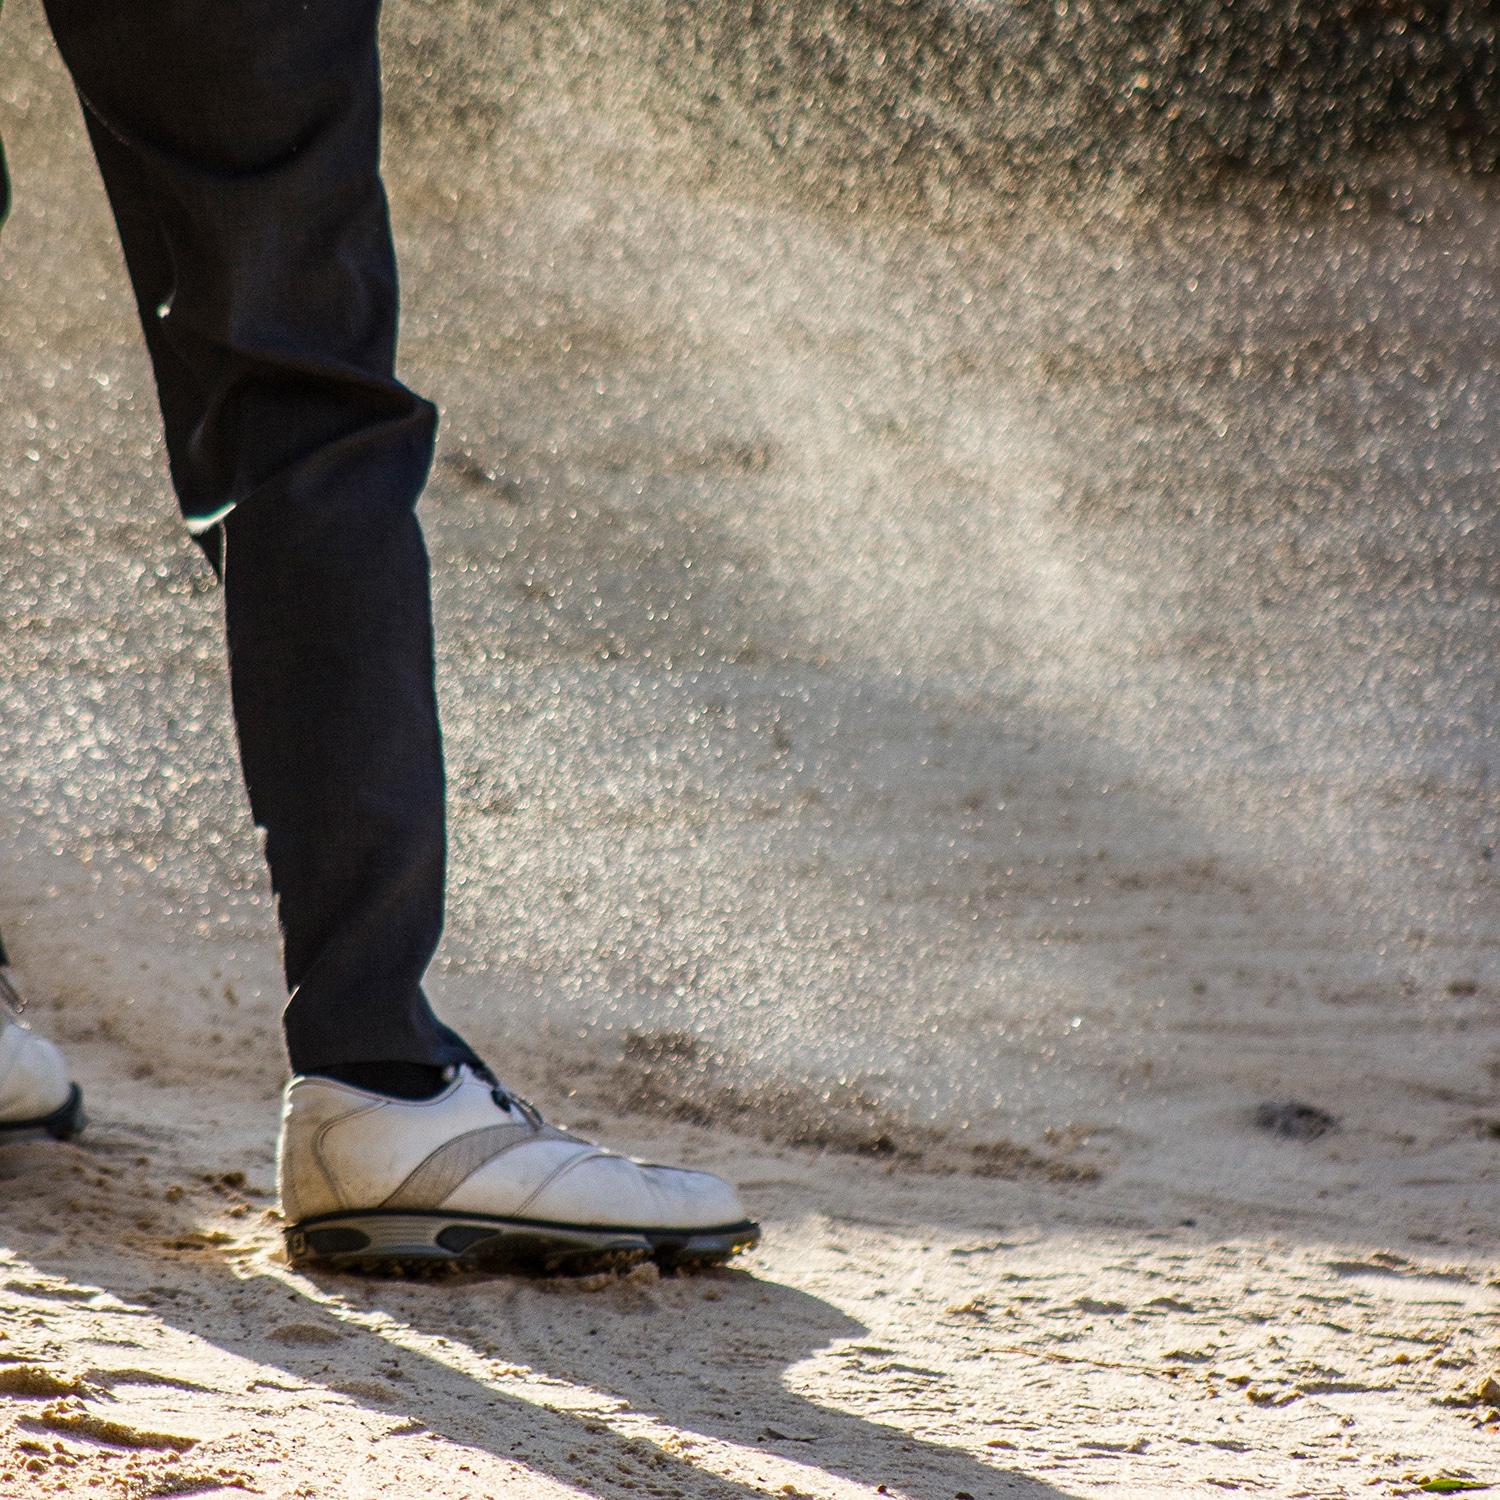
xmin=450 ymin=1065 xmax=515 ymax=1109
xmin=455 ymin=1063 xmax=506 ymax=1097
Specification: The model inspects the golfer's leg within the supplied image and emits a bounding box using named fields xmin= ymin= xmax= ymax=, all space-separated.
xmin=221 ymin=467 xmax=476 ymax=1078
xmin=42 ymin=0 xmax=479 ymax=1076
xmin=28 ymin=0 xmax=761 ymax=1276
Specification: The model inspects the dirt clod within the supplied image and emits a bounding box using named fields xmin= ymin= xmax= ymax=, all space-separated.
xmin=1254 ymin=1102 xmax=1338 ymax=1140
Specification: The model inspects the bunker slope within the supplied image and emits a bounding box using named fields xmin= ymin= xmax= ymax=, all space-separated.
xmin=1 ymin=0 xmax=1498 ymax=1493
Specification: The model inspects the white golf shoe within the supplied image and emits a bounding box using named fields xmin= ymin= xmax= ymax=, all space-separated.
xmin=0 ymin=967 xmax=84 ymax=1144
xmin=277 ymin=1066 xmax=759 ymax=1273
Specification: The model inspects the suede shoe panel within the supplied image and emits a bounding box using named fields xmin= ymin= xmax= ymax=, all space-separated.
xmin=440 ymin=1138 xmax=610 ymax=1220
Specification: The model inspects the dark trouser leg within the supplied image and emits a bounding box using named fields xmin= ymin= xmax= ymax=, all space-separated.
xmin=42 ymin=0 xmax=479 ymax=1075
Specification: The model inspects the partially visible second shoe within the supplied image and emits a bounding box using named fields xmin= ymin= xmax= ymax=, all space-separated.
xmin=0 ymin=938 xmax=85 ymax=1145
xmin=278 ymin=1065 xmax=760 ymax=1274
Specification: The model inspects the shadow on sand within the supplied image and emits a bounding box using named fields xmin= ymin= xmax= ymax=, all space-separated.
xmin=0 ymin=1148 xmax=1074 ymax=1499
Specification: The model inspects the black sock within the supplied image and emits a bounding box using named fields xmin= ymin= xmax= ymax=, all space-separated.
xmin=313 ymin=1061 xmax=450 ymax=1101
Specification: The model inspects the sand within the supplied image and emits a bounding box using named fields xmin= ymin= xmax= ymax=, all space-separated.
xmin=2 ymin=0 xmax=1500 ymax=1492
xmin=0 ymin=1034 xmax=1497 ymax=1498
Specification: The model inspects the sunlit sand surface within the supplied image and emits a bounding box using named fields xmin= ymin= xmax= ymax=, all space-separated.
xmin=1 ymin=0 xmax=1497 ymax=1492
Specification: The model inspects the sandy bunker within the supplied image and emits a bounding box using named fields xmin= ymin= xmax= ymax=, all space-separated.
xmin=0 ymin=0 xmax=1498 ymax=1493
